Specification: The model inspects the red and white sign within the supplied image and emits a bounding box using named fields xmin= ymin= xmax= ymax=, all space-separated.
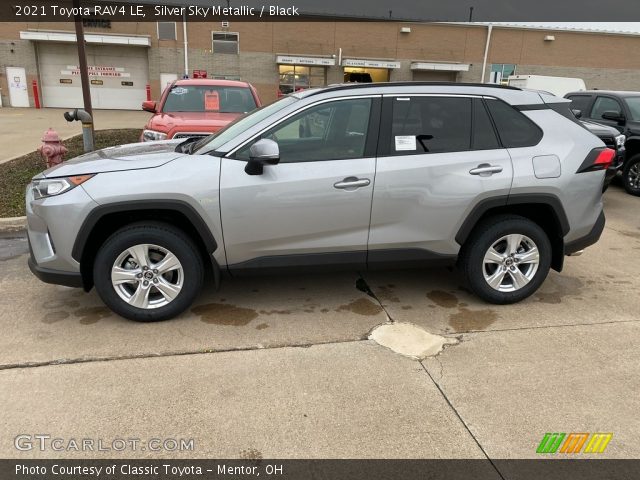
xmin=61 ymin=65 xmax=131 ymax=78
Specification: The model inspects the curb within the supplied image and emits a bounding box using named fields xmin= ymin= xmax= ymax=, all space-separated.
xmin=0 ymin=216 xmax=27 ymax=233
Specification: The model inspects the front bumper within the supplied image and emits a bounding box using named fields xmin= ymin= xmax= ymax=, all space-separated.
xmin=564 ymin=210 xmax=605 ymax=255
xmin=28 ymin=256 xmax=83 ymax=288
xmin=25 ymin=182 xmax=97 ymax=288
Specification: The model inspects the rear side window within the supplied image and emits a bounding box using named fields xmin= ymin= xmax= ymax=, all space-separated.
xmin=566 ymin=95 xmax=592 ymax=114
xmin=472 ymin=98 xmax=500 ymax=150
xmin=485 ymin=99 xmax=543 ymax=148
xmin=390 ymin=96 xmax=471 ymax=155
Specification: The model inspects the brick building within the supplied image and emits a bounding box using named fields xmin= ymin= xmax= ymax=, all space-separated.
xmin=2 ymin=20 xmax=640 ymax=108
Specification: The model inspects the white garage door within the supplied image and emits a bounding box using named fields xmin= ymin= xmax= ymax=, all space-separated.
xmin=38 ymin=43 xmax=149 ymax=110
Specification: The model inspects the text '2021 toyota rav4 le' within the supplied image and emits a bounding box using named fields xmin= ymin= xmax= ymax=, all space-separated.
xmin=27 ymin=83 xmax=611 ymax=321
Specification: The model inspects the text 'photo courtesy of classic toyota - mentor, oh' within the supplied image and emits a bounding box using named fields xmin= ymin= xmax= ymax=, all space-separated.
xmin=26 ymin=82 xmax=611 ymax=321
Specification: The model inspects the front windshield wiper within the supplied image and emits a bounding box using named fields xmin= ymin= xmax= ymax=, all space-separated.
xmin=175 ymin=137 xmax=199 ymax=154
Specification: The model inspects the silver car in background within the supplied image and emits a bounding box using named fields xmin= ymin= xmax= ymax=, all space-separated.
xmin=26 ymin=82 xmax=611 ymax=321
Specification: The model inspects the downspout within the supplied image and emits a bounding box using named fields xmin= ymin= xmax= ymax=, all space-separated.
xmin=183 ymin=13 xmax=189 ymax=77
xmin=481 ymin=24 xmax=493 ymax=83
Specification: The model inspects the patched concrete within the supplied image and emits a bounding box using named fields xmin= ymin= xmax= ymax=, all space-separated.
xmin=422 ymin=321 xmax=640 ymax=459
xmin=370 ymin=322 xmax=458 ymax=359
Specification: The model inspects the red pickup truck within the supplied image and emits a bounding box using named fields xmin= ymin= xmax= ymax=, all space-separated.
xmin=141 ymin=78 xmax=262 ymax=142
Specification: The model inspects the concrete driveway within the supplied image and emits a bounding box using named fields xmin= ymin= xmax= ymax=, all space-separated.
xmin=0 ymin=107 xmax=149 ymax=164
xmin=0 ymin=184 xmax=639 ymax=466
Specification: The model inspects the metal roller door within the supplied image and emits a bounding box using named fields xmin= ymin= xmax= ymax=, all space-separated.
xmin=38 ymin=43 xmax=149 ymax=110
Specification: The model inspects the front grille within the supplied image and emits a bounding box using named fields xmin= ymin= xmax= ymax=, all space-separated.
xmin=172 ymin=133 xmax=209 ymax=139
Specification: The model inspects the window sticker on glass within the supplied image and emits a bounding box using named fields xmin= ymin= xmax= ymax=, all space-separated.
xmin=204 ymin=90 xmax=220 ymax=111
xmin=395 ymin=135 xmax=416 ymax=151
xmin=170 ymin=87 xmax=188 ymax=95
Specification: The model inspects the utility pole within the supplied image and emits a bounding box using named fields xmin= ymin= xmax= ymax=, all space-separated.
xmin=73 ymin=0 xmax=93 ymax=120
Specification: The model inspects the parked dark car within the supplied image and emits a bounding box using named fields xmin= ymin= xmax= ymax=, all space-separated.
xmin=580 ymin=120 xmax=625 ymax=191
xmin=566 ymin=90 xmax=640 ymax=196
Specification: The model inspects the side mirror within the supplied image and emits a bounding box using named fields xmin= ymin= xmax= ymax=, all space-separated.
xmin=571 ymin=109 xmax=582 ymax=119
xmin=142 ymin=100 xmax=157 ymax=113
xmin=601 ymin=110 xmax=625 ymax=123
xmin=245 ymin=139 xmax=280 ymax=175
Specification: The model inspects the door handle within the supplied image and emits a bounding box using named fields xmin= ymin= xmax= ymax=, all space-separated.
xmin=469 ymin=164 xmax=504 ymax=176
xmin=334 ymin=177 xmax=371 ymax=189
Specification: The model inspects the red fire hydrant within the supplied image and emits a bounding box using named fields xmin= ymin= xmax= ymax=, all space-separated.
xmin=38 ymin=128 xmax=68 ymax=168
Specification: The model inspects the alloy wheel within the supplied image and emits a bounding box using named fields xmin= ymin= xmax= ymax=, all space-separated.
xmin=111 ymin=244 xmax=184 ymax=309
xmin=482 ymin=234 xmax=540 ymax=292
xmin=627 ymin=163 xmax=640 ymax=190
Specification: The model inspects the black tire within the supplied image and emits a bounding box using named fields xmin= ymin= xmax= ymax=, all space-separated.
xmin=93 ymin=222 xmax=204 ymax=322
xmin=622 ymin=154 xmax=640 ymax=196
xmin=459 ymin=215 xmax=552 ymax=305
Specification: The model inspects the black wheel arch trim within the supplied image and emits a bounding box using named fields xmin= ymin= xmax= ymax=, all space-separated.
xmin=71 ymin=200 xmax=218 ymax=263
xmin=455 ymin=193 xmax=571 ymax=246
xmin=29 ymin=258 xmax=84 ymax=289
xmin=564 ymin=210 xmax=605 ymax=255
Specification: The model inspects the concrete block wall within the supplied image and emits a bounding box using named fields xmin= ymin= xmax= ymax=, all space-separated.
xmin=0 ymin=39 xmax=38 ymax=107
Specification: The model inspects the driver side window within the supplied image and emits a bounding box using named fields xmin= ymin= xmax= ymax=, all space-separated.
xmin=590 ymin=96 xmax=623 ymax=120
xmin=235 ymin=98 xmax=372 ymax=163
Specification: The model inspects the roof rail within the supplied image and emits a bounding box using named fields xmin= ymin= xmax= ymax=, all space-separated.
xmin=306 ymin=81 xmax=522 ymax=96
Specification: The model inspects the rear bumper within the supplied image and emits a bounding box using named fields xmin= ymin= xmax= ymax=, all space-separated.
xmin=603 ymin=148 xmax=625 ymax=190
xmin=28 ymin=256 xmax=83 ymax=288
xmin=564 ymin=210 xmax=605 ymax=255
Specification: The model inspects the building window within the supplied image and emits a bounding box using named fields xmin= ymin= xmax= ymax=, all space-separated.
xmin=212 ymin=32 xmax=239 ymax=54
xmin=490 ymin=64 xmax=516 ymax=84
xmin=278 ymin=65 xmax=326 ymax=95
xmin=157 ymin=22 xmax=177 ymax=40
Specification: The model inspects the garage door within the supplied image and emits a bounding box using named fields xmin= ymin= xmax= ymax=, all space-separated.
xmin=38 ymin=43 xmax=149 ymax=110
xmin=412 ymin=71 xmax=458 ymax=82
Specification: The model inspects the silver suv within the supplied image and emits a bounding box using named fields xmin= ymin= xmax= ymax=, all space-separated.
xmin=27 ymin=82 xmax=611 ymax=321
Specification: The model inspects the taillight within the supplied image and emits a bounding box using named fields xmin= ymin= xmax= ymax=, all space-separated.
xmin=576 ymin=148 xmax=616 ymax=173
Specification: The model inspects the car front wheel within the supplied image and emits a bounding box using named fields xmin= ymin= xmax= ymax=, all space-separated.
xmin=622 ymin=154 xmax=640 ymax=196
xmin=460 ymin=215 xmax=551 ymax=304
xmin=93 ymin=222 xmax=204 ymax=322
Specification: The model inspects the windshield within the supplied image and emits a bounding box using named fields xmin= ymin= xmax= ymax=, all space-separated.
xmin=624 ymin=96 xmax=640 ymax=121
xmin=193 ymin=95 xmax=299 ymax=153
xmin=162 ymin=85 xmax=256 ymax=113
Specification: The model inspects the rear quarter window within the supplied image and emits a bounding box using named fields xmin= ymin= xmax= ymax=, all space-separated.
xmin=485 ymin=98 xmax=543 ymax=148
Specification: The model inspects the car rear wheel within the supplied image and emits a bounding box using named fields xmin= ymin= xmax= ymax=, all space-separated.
xmin=460 ymin=215 xmax=551 ymax=304
xmin=622 ymin=154 xmax=640 ymax=196
xmin=93 ymin=222 xmax=204 ymax=322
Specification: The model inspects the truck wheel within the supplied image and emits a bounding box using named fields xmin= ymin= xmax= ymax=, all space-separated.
xmin=93 ymin=222 xmax=204 ymax=322
xmin=459 ymin=215 xmax=551 ymax=304
xmin=622 ymin=154 xmax=640 ymax=196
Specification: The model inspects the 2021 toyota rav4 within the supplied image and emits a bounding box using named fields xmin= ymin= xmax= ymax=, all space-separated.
xmin=27 ymin=82 xmax=611 ymax=321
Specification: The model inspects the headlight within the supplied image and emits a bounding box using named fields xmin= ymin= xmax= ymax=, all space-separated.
xmin=615 ymin=134 xmax=626 ymax=148
xmin=32 ymin=175 xmax=94 ymax=200
xmin=142 ymin=129 xmax=168 ymax=142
